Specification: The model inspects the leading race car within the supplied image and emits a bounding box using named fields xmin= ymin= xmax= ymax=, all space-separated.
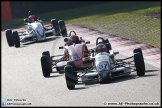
xmin=64 ymin=37 xmax=145 ymax=89
xmin=5 ymin=18 xmax=67 ymax=48
xmin=40 ymin=30 xmax=145 ymax=90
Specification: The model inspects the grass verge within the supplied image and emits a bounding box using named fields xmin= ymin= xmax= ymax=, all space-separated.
xmin=2 ymin=1 xmax=161 ymax=48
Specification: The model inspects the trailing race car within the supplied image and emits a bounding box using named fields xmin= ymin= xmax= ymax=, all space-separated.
xmin=40 ymin=31 xmax=145 ymax=90
xmin=40 ymin=31 xmax=91 ymax=77
xmin=5 ymin=18 xmax=67 ymax=48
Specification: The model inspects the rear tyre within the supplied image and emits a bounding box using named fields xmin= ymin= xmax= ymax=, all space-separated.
xmin=12 ymin=31 xmax=20 ymax=48
xmin=104 ymin=39 xmax=112 ymax=53
xmin=65 ymin=65 xmax=76 ymax=90
xmin=134 ymin=52 xmax=145 ymax=76
xmin=42 ymin=51 xmax=52 ymax=73
xmin=133 ymin=48 xmax=145 ymax=71
xmin=104 ymin=39 xmax=109 ymax=44
xmin=41 ymin=55 xmax=51 ymax=77
xmin=51 ymin=19 xmax=60 ymax=36
xmin=105 ymin=43 xmax=112 ymax=53
xmin=5 ymin=29 xmax=14 ymax=47
xmin=58 ymin=20 xmax=67 ymax=37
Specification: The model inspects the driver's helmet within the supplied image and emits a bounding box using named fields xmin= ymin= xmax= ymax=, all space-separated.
xmin=29 ymin=15 xmax=35 ymax=23
xmin=96 ymin=44 xmax=107 ymax=54
xmin=69 ymin=35 xmax=80 ymax=44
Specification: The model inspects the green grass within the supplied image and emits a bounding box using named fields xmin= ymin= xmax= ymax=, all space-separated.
xmin=2 ymin=1 xmax=161 ymax=48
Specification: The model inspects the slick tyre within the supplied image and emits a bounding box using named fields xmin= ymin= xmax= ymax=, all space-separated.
xmin=41 ymin=55 xmax=51 ymax=77
xmin=6 ymin=29 xmax=14 ymax=47
xmin=42 ymin=51 xmax=52 ymax=73
xmin=134 ymin=52 xmax=145 ymax=76
xmin=12 ymin=31 xmax=20 ymax=48
xmin=105 ymin=43 xmax=112 ymax=53
xmin=51 ymin=19 xmax=60 ymax=36
xmin=65 ymin=65 xmax=77 ymax=90
xmin=58 ymin=20 xmax=67 ymax=37
xmin=104 ymin=39 xmax=109 ymax=44
xmin=133 ymin=48 xmax=145 ymax=71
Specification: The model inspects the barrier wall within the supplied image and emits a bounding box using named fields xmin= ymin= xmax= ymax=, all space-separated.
xmin=2 ymin=1 xmax=105 ymax=20
xmin=1 ymin=1 xmax=12 ymax=21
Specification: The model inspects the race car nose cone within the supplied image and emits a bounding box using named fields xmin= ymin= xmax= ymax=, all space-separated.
xmin=99 ymin=71 xmax=109 ymax=78
xmin=36 ymin=28 xmax=44 ymax=38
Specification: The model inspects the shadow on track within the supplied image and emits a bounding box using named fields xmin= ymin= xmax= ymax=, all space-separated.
xmin=21 ymin=36 xmax=60 ymax=46
xmin=102 ymin=70 xmax=159 ymax=85
xmin=145 ymin=70 xmax=160 ymax=72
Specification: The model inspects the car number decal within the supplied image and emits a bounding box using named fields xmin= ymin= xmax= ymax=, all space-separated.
xmin=72 ymin=56 xmax=81 ymax=61
xmin=98 ymin=63 xmax=109 ymax=71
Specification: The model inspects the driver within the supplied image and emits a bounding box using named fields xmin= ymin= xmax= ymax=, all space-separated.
xmin=95 ymin=44 xmax=107 ymax=55
xmin=28 ymin=15 xmax=35 ymax=23
xmin=70 ymin=35 xmax=89 ymax=54
xmin=63 ymin=35 xmax=89 ymax=60
xmin=95 ymin=43 xmax=115 ymax=63
xmin=28 ymin=11 xmax=37 ymax=23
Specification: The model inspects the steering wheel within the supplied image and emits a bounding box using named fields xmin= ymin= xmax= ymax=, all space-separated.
xmin=69 ymin=31 xmax=77 ymax=37
xmin=96 ymin=37 xmax=105 ymax=46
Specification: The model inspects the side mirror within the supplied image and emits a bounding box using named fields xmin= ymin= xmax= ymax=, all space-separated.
xmin=59 ymin=46 xmax=64 ymax=49
xmin=86 ymin=41 xmax=90 ymax=44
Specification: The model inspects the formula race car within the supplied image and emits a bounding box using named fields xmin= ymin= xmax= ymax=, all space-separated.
xmin=40 ymin=31 xmax=145 ymax=90
xmin=64 ymin=37 xmax=145 ymax=89
xmin=5 ymin=18 xmax=67 ymax=48
xmin=40 ymin=31 xmax=91 ymax=77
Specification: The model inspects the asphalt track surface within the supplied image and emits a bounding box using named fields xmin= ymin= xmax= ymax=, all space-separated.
xmin=1 ymin=24 xmax=161 ymax=107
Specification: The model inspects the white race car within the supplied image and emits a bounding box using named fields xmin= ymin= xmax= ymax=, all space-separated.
xmin=64 ymin=37 xmax=145 ymax=89
xmin=40 ymin=31 xmax=145 ymax=90
xmin=5 ymin=18 xmax=67 ymax=48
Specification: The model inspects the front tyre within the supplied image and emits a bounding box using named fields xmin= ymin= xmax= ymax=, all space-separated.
xmin=133 ymin=48 xmax=145 ymax=71
xmin=6 ymin=29 xmax=14 ymax=47
xmin=65 ymin=65 xmax=76 ymax=90
xmin=41 ymin=55 xmax=51 ymax=77
xmin=42 ymin=51 xmax=52 ymax=73
xmin=12 ymin=31 xmax=20 ymax=48
xmin=134 ymin=52 xmax=145 ymax=76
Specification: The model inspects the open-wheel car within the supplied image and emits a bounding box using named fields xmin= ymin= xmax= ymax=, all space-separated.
xmin=64 ymin=37 xmax=145 ymax=90
xmin=40 ymin=31 xmax=145 ymax=90
xmin=5 ymin=17 xmax=67 ymax=48
xmin=40 ymin=30 xmax=91 ymax=77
